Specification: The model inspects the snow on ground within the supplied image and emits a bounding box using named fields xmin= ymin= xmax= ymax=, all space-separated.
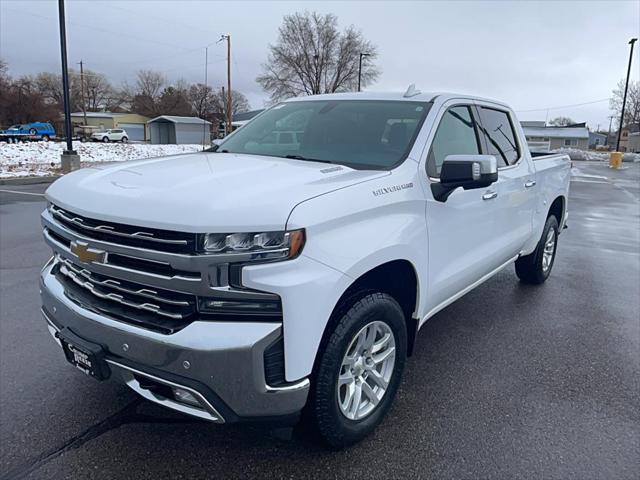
xmin=0 ymin=141 xmax=203 ymax=178
xmin=550 ymin=148 xmax=640 ymax=162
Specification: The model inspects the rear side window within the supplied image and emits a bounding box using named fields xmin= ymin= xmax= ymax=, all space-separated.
xmin=477 ymin=107 xmax=520 ymax=166
xmin=427 ymin=106 xmax=480 ymax=177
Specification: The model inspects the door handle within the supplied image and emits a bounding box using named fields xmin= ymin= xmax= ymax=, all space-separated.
xmin=524 ymin=180 xmax=536 ymax=188
xmin=482 ymin=190 xmax=498 ymax=201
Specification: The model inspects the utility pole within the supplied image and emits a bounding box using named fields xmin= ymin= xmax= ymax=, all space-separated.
xmin=219 ymin=34 xmax=232 ymax=134
xmin=608 ymin=115 xmax=615 ymax=146
xmin=57 ymin=0 xmax=79 ymax=172
xmin=615 ymin=37 xmax=638 ymax=152
xmin=358 ymin=53 xmax=370 ymax=92
xmin=78 ymin=60 xmax=87 ymax=125
xmin=221 ymin=86 xmax=226 ymax=136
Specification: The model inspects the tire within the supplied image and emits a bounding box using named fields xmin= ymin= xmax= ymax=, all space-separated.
xmin=121 ymin=136 xmax=128 ymax=143
xmin=102 ymin=136 xmax=109 ymax=143
xmin=80 ymin=137 xmax=87 ymax=143
xmin=515 ymin=215 xmax=559 ymax=284
xmin=309 ymin=292 xmax=407 ymax=449
xmin=29 ymin=128 xmax=37 ymax=135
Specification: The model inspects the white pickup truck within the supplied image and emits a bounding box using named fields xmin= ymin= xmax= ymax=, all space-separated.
xmin=40 ymin=90 xmax=570 ymax=448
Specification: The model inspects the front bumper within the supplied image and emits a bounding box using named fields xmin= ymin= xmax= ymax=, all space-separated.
xmin=40 ymin=261 xmax=309 ymax=422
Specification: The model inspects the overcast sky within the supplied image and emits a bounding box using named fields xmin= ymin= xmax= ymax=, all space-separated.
xmin=1 ymin=0 xmax=639 ymax=129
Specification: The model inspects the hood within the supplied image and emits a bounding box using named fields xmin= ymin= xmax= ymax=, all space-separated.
xmin=46 ymin=152 xmax=388 ymax=232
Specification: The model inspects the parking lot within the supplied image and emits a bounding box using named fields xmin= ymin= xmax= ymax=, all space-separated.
xmin=0 ymin=161 xmax=638 ymax=479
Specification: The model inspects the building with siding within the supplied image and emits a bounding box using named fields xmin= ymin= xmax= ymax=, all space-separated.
xmin=69 ymin=112 xmax=150 ymax=141
xmin=148 ymin=116 xmax=211 ymax=145
xmin=520 ymin=122 xmax=590 ymax=151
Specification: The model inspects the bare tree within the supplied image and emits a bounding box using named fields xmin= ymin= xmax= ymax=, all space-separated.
xmin=83 ymin=70 xmax=114 ymax=111
xmin=610 ymin=79 xmax=640 ymax=128
xmin=548 ymin=116 xmax=576 ymax=127
xmin=257 ymin=11 xmax=379 ymax=101
xmin=129 ymin=70 xmax=166 ymax=116
xmin=211 ymin=89 xmax=250 ymax=123
xmin=188 ymin=83 xmax=215 ymax=120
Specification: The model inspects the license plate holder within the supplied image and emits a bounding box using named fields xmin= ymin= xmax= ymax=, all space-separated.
xmin=56 ymin=328 xmax=111 ymax=381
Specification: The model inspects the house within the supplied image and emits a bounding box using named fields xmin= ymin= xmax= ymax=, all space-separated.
xmin=520 ymin=122 xmax=590 ymax=151
xmin=147 ymin=116 xmax=211 ymax=145
xmin=69 ymin=112 xmax=150 ymax=141
xmin=627 ymin=132 xmax=640 ymax=153
xmin=217 ymin=109 xmax=264 ymax=136
xmin=618 ymin=123 xmax=640 ymax=152
xmin=588 ymin=131 xmax=607 ymax=149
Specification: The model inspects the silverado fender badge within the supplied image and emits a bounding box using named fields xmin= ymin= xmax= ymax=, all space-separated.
xmin=70 ymin=241 xmax=107 ymax=264
xmin=372 ymin=182 xmax=414 ymax=197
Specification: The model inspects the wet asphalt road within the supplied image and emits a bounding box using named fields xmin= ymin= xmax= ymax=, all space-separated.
xmin=0 ymin=162 xmax=638 ymax=479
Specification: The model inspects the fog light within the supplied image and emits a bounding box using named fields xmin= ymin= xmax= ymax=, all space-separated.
xmin=173 ymin=388 xmax=201 ymax=407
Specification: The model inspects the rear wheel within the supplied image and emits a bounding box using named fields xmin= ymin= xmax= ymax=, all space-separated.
xmin=309 ymin=292 xmax=407 ymax=449
xmin=515 ymin=215 xmax=559 ymax=284
xmin=121 ymin=136 xmax=128 ymax=143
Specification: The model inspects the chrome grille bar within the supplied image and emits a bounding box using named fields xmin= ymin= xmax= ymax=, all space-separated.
xmin=59 ymin=257 xmax=192 ymax=307
xmin=58 ymin=262 xmax=187 ymax=320
xmin=49 ymin=205 xmax=189 ymax=246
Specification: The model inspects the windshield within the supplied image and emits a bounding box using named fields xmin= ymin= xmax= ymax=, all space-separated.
xmin=217 ymin=100 xmax=432 ymax=170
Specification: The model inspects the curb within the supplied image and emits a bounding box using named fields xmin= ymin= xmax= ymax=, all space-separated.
xmin=0 ymin=175 xmax=61 ymax=186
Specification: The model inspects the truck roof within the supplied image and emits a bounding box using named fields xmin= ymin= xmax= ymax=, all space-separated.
xmin=284 ymin=90 xmax=511 ymax=109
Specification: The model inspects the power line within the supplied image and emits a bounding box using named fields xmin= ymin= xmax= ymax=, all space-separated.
xmin=515 ymin=98 xmax=610 ymax=113
xmin=103 ymin=4 xmax=214 ymax=36
xmin=3 ymin=7 xmax=196 ymax=52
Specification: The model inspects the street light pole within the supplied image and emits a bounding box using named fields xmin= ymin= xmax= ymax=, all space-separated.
xmin=358 ymin=53 xmax=370 ymax=92
xmin=57 ymin=0 xmax=79 ymax=172
xmin=615 ymin=37 xmax=638 ymax=152
xmin=58 ymin=0 xmax=73 ymax=153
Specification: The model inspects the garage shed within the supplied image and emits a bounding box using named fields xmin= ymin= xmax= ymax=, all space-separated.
xmin=69 ymin=112 xmax=150 ymax=141
xmin=148 ymin=116 xmax=211 ymax=145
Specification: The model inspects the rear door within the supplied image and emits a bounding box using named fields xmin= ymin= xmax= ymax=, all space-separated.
xmin=424 ymin=102 xmax=509 ymax=311
xmin=474 ymin=103 xmax=536 ymax=257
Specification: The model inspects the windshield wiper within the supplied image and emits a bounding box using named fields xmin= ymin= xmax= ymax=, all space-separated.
xmin=283 ymin=154 xmax=333 ymax=164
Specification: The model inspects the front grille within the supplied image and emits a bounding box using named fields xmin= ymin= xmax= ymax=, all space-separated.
xmin=44 ymin=227 xmax=200 ymax=280
xmin=49 ymin=204 xmax=197 ymax=254
xmin=55 ymin=258 xmax=197 ymax=334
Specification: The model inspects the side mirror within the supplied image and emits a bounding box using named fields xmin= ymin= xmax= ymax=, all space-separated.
xmin=431 ymin=155 xmax=498 ymax=202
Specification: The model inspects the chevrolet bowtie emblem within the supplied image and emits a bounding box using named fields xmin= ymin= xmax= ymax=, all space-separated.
xmin=70 ymin=241 xmax=107 ymax=264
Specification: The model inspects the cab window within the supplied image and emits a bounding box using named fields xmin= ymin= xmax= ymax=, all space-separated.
xmin=427 ymin=106 xmax=481 ymax=178
xmin=477 ymin=107 xmax=520 ymax=166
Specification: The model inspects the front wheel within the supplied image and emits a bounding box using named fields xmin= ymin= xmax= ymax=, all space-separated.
xmin=309 ymin=292 xmax=407 ymax=449
xmin=102 ymin=136 xmax=109 ymax=143
xmin=515 ymin=215 xmax=559 ymax=284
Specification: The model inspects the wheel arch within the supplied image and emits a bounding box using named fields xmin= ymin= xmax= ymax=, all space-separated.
xmin=313 ymin=259 xmax=421 ymax=377
xmin=549 ymin=195 xmax=565 ymax=225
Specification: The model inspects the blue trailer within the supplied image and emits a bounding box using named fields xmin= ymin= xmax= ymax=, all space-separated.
xmin=0 ymin=122 xmax=56 ymax=142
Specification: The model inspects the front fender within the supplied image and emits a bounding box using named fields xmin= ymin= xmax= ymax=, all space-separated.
xmin=243 ymin=168 xmax=428 ymax=381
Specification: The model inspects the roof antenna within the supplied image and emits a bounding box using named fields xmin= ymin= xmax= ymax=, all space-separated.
xmin=403 ymin=84 xmax=421 ymax=98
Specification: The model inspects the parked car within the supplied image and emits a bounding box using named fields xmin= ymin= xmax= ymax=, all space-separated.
xmin=40 ymin=90 xmax=570 ymax=448
xmin=1 ymin=122 xmax=56 ymax=141
xmin=91 ymin=129 xmax=128 ymax=143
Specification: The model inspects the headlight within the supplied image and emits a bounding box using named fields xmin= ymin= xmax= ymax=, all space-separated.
xmin=201 ymin=229 xmax=305 ymax=260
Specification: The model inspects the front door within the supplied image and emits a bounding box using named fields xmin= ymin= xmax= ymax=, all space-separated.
xmin=424 ymin=103 xmax=509 ymax=312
